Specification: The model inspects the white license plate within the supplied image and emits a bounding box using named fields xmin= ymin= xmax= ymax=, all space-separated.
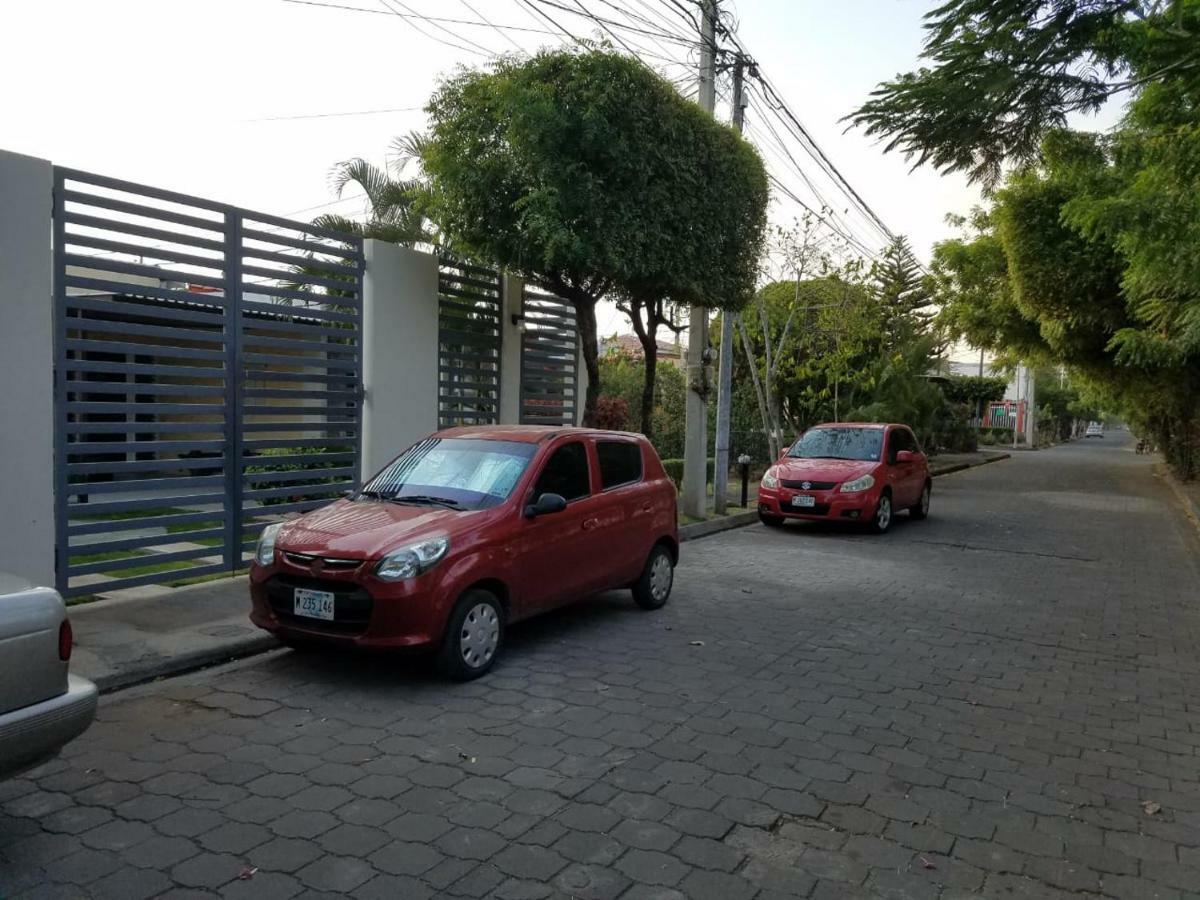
xmin=294 ymin=588 xmax=335 ymax=621
xmin=791 ymin=495 xmax=816 ymax=508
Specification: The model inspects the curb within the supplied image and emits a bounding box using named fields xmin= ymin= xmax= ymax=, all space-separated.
xmin=931 ymin=452 xmax=1010 ymax=478
xmin=679 ymin=509 xmax=760 ymax=543
xmin=93 ymin=634 xmax=280 ymax=695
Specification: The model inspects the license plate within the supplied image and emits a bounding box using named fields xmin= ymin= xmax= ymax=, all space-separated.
xmin=294 ymin=588 xmax=335 ymax=621
xmin=791 ymin=495 xmax=816 ymax=508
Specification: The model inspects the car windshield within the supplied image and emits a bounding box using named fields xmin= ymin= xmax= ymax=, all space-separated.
xmin=361 ymin=438 xmax=536 ymax=511
xmin=788 ymin=427 xmax=883 ymax=462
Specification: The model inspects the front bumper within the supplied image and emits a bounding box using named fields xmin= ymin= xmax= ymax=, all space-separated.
xmin=758 ymin=486 xmax=878 ymax=521
xmin=249 ymin=560 xmax=450 ymax=651
xmin=0 ymin=675 xmax=98 ymax=779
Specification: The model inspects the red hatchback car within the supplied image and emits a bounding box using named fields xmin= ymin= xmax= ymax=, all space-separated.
xmin=757 ymin=423 xmax=931 ymax=533
xmin=249 ymin=426 xmax=679 ymax=679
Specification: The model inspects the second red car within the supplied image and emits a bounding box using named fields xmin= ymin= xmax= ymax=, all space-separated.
xmin=757 ymin=423 xmax=931 ymax=533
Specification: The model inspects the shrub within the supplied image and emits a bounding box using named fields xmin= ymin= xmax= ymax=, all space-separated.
xmin=594 ymin=395 xmax=630 ymax=431
xmin=661 ymin=457 xmax=714 ymax=489
xmin=246 ymin=446 xmax=344 ymax=506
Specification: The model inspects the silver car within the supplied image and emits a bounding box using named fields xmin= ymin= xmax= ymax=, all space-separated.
xmin=0 ymin=573 xmax=98 ymax=779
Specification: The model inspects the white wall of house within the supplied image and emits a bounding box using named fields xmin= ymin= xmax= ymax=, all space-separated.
xmin=0 ymin=149 xmax=55 ymax=586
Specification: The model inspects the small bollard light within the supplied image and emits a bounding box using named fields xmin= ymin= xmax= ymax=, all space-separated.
xmin=737 ymin=454 xmax=752 ymax=508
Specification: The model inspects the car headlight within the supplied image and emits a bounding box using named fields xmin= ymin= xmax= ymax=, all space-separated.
xmin=255 ymin=523 xmax=283 ymax=566
xmin=376 ymin=536 xmax=450 ymax=581
xmin=761 ymin=470 xmax=780 ymax=489
xmin=839 ymin=474 xmax=876 ymax=493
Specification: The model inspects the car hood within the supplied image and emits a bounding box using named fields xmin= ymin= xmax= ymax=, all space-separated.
xmin=277 ymin=499 xmax=487 ymax=559
xmin=775 ymin=457 xmax=878 ymax=483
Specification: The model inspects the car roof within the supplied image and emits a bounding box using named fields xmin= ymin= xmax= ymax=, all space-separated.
xmin=433 ymin=425 xmax=644 ymax=444
xmin=806 ymin=422 xmax=891 ymax=429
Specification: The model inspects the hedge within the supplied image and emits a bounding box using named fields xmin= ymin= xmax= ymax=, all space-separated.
xmin=661 ymin=457 xmax=715 ymax=489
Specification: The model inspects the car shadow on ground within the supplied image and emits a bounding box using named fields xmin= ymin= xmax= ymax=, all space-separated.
xmin=265 ymin=590 xmax=643 ymax=688
xmin=762 ymin=512 xmax=921 ymax=541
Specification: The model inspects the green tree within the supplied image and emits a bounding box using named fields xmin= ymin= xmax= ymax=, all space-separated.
xmin=314 ymin=133 xmax=433 ymax=246
xmin=848 ymin=0 xmax=1200 ymax=187
xmin=420 ymin=49 xmax=768 ymax=426
xmin=872 ymin=235 xmax=936 ymax=345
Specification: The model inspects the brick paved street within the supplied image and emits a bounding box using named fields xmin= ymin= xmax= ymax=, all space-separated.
xmin=3 ymin=434 xmax=1200 ymax=899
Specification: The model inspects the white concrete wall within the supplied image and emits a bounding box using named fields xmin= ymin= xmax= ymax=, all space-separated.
xmin=361 ymin=241 xmax=440 ymax=478
xmin=499 ymin=273 xmax=524 ymax=425
xmin=0 ymin=150 xmax=54 ymax=586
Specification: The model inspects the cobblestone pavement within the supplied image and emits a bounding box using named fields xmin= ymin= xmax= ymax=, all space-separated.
xmin=4 ymin=434 xmax=1200 ymax=899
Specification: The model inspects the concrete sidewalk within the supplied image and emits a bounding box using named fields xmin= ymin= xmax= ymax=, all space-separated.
xmin=70 ymin=450 xmax=1009 ymax=694
xmin=70 ymin=578 xmax=272 ymax=693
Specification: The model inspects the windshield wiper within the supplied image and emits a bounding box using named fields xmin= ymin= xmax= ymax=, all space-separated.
xmin=392 ymin=494 xmax=461 ymax=510
xmin=356 ymin=489 xmax=395 ymax=501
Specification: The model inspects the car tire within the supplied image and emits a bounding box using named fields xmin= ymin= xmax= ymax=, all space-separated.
xmin=437 ymin=589 xmax=505 ymax=681
xmin=759 ymin=512 xmax=784 ymax=528
xmin=870 ymin=491 xmax=893 ymax=534
xmin=632 ymin=544 xmax=675 ymax=610
xmin=909 ymin=481 xmax=931 ymax=520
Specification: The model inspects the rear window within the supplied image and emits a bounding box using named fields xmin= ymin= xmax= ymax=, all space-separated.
xmin=597 ymin=441 xmax=643 ymax=489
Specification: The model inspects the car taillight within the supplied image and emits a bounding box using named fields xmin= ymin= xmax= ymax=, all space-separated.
xmin=59 ymin=619 xmax=73 ymax=662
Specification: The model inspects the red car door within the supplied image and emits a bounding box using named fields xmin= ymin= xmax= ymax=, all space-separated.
xmin=884 ymin=427 xmax=917 ymax=507
xmin=592 ymin=437 xmax=652 ymax=587
xmin=904 ymin=427 xmax=929 ymax=501
xmin=510 ymin=439 xmax=605 ymax=616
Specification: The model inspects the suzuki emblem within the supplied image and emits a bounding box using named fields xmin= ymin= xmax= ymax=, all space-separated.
xmin=801 ymin=481 xmax=811 ymax=490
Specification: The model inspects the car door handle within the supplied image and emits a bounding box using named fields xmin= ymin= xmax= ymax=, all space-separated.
xmin=641 ymin=502 xmax=653 ymax=512
xmin=582 ymin=518 xmax=599 ymax=530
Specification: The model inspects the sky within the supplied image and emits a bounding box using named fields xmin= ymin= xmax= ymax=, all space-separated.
xmin=0 ymin=0 xmax=1044 ymax=352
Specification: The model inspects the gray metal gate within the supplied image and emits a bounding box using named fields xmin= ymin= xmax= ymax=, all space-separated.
xmin=53 ymin=168 xmax=363 ymax=597
xmin=438 ymin=257 xmax=502 ymax=428
xmin=519 ymin=285 xmax=579 ymax=425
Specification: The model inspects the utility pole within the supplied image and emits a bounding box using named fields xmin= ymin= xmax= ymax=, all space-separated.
xmin=713 ymin=53 xmax=746 ymax=516
xmin=681 ymin=0 xmax=719 ymax=518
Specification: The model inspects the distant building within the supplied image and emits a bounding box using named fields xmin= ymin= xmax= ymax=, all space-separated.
xmin=600 ymin=333 xmax=685 ymax=369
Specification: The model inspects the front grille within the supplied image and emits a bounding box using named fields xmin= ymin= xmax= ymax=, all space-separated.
xmin=781 ymin=479 xmax=837 ymax=490
xmin=265 ymin=574 xmax=373 ymax=635
xmin=282 ymin=552 xmax=363 ymax=571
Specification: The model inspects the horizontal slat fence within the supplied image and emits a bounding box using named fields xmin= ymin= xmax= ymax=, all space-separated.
xmin=53 ymin=168 xmax=363 ymax=597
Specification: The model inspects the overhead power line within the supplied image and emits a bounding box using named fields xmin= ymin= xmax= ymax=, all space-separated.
xmin=245 ymin=106 xmax=423 ymax=122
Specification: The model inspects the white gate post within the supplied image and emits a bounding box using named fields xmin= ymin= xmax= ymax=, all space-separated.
xmin=361 ymin=241 xmax=440 ymax=478
xmin=499 ymin=273 xmax=524 ymax=425
xmin=0 ymin=150 xmax=55 ymax=586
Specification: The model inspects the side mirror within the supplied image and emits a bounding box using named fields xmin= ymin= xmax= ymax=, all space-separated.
xmin=524 ymin=492 xmax=567 ymax=518
xmin=895 ymin=450 xmax=915 ymax=463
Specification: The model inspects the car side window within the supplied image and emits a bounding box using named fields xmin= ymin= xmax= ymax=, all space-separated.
xmin=597 ymin=441 xmax=643 ymax=490
xmin=904 ymin=428 xmax=923 ymax=455
xmin=886 ymin=429 xmax=908 ymax=462
xmin=533 ymin=442 xmax=590 ymax=502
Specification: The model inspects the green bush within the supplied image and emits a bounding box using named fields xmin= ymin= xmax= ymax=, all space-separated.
xmin=246 ymin=446 xmax=344 ymax=506
xmin=979 ymin=431 xmax=997 ymax=446
xmin=661 ymin=457 xmax=714 ymax=489
xmin=979 ymin=426 xmax=1014 ymax=443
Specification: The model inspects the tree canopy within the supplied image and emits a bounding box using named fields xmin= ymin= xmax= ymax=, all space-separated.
xmin=849 ymin=0 xmax=1200 ymax=186
xmin=420 ymin=49 xmax=768 ymax=423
